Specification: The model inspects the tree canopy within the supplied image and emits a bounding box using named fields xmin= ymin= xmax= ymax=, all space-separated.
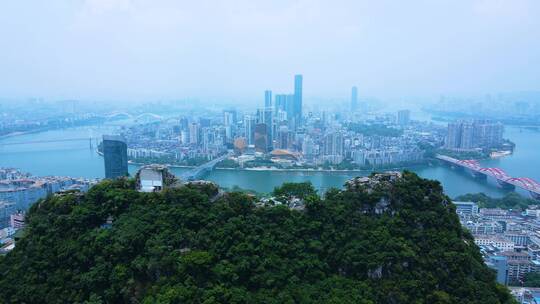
xmin=455 ymin=192 xmax=539 ymax=210
xmin=0 ymin=173 xmax=515 ymax=303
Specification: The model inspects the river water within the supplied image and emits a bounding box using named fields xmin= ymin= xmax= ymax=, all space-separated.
xmin=0 ymin=124 xmax=538 ymax=198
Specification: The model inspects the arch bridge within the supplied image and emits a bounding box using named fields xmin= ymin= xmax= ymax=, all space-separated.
xmin=436 ymin=154 xmax=540 ymax=200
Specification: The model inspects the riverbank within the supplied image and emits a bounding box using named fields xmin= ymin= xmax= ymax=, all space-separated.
xmin=213 ymin=164 xmax=431 ymax=173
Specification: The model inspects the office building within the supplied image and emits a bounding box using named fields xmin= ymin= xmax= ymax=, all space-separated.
xmin=265 ymin=90 xmax=272 ymax=108
xmin=351 ymin=86 xmax=358 ymax=112
xmin=103 ymin=135 xmax=128 ymax=179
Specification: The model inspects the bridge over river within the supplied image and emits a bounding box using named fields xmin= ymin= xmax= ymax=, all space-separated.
xmin=180 ymin=153 xmax=231 ymax=181
xmin=436 ymin=154 xmax=540 ymax=200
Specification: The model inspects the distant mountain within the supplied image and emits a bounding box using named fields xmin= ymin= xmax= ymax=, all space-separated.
xmin=0 ymin=172 xmax=515 ymax=303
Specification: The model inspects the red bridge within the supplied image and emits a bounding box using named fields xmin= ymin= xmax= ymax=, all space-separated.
xmin=436 ymin=155 xmax=540 ymax=200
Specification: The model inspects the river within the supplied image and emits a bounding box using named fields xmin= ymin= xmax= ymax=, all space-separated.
xmin=0 ymin=124 xmax=538 ymax=198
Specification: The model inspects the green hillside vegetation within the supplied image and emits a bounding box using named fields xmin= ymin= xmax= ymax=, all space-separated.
xmin=455 ymin=192 xmax=539 ymax=210
xmin=0 ymin=173 xmax=515 ymax=303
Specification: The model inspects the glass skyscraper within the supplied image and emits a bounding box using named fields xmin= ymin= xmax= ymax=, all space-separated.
xmin=264 ymin=90 xmax=272 ymax=108
xmin=102 ymin=135 xmax=128 ymax=179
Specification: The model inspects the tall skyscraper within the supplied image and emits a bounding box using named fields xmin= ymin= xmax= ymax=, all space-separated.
xmin=351 ymin=86 xmax=358 ymax=111
xmin=265 ymin=90 xmax=272 ymax=108
xmin=264 ymin=107 xmax=273 ymax=146
xmin=275 ymin=94 xmax=287 ymax=113
xmin=102 ymin=135 xmax=128 ymax=179
xmin=294 ymin=74 xmax=303 ymax=124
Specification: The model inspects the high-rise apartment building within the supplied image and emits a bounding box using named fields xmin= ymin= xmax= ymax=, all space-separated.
xmin=102 ymin=135 xmax=128 ymax=179
xmin=323 ymin=132 xmax=344 ymax=156
xmin=445 ymin=120 xmax=504 ymax=150
xmin=446 ymin=122 xmax=462 ymax=150
xmin=474 ymin=120 xmax=504 ymax=148
xmin=460 ymin=122 xmax=475 ymax=150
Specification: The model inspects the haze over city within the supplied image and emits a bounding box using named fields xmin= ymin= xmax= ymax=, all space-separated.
xmin=1 ymin=0 xmax=539 ymax=102
xmin=2 ymin=2 xmax=540 ymax=303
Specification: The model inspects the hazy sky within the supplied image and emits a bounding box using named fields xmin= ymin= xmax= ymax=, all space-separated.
xmin=1 ymin=0 xmax=539 ymax=102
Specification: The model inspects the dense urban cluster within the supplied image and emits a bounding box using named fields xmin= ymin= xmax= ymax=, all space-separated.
xmin=454 ymin=200 xmax=540 ymax=301
xmin=0 ymin=168 xmax=97 ymax=254
xmin=111 ymin=76 xmax=448 ymax=170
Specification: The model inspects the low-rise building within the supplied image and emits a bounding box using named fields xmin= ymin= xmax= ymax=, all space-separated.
xmin=453 ymin=201 xmax=479 ymax=216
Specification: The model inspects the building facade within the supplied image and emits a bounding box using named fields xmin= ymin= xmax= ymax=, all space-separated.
xmin=103 ymin=135 xmax=128 ymax=179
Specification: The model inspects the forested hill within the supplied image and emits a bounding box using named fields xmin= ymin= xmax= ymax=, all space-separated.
xmin=0 ymin=172 xmax=515 ymax=303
